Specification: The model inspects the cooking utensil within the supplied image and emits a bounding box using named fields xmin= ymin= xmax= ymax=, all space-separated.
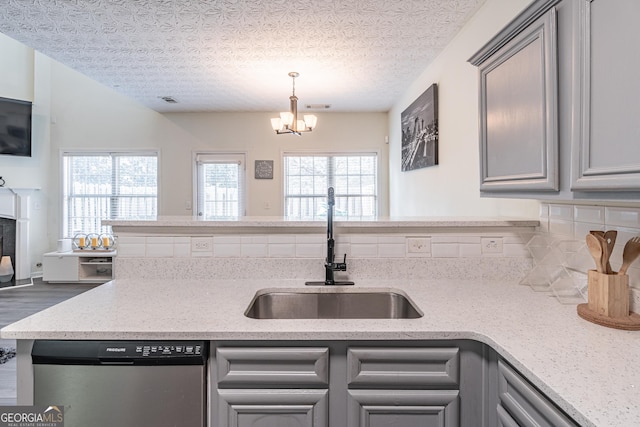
xmin=586 ymin=234 xmax=604 ymax=273
xmin=603 ymin=230 xmax=617 ymax=274
xmin=590 ymin=230 xmax=617 ymax=274
xmin=595 ymin=234 xmax=610 ymax=274
xmin=618 ymin=236 xmax=640 ymax=275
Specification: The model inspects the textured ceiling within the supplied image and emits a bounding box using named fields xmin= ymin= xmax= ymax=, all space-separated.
xmin=0 ymin=0 xmax=486 ymax=113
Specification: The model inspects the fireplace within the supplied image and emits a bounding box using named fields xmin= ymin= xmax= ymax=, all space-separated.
xmin=0 ymin=188 xmax=35 ymax=286
xmin=0 ymin=217 xmax=16 ymax=275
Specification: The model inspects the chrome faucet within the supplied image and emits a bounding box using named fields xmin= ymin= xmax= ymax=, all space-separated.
xmin=306 ymin=187 xmax=354 ymax=286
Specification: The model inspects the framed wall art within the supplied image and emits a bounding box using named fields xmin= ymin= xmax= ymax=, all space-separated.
xmin=254 ymin=160 xmax=274 ymax=179
xmin=401 ymin=83 xmax=439 ymax=171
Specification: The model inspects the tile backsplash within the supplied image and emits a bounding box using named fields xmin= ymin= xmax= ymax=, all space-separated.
xmin=114 ymin=228 xmax=535 ymax=283
xmin=540 ymin=202 xmax=640 ymax=310
xmin=541 ymin=203 xmax=640 ymax=238
xmin=116 ymin=232 xmax=532 ymax=262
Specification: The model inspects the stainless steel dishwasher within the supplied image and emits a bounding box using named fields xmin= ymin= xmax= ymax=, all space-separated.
xmin=32 ymin=340 xmax=208 ymax=427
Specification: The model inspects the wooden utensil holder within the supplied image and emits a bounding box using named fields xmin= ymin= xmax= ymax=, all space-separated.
xmin=587 ymin=270 xmax=629 ymax=317
xmin=577 ymin=270 xmax=640 ymax=330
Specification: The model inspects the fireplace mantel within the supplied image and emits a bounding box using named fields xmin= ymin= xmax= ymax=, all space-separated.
xmin=0 ymin=188 xmax=38 ymax=280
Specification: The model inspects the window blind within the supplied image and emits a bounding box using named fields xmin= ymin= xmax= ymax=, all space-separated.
xmin=62 ymin=151 xmax=158 ymax=237
xmin=283 ymin=152 xmax=378 ymax=220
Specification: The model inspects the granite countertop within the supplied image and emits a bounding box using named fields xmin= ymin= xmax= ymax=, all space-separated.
xmin=2 ymin=277 xmax=638 ymax=427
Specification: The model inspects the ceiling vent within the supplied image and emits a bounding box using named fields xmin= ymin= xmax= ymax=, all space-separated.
xmin=160 ymin=96 xmax=178 ymax=103
xmin=305 ymin=104 xmax=331 ymax=109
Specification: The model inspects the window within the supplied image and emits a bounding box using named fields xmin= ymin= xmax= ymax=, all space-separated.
xmin=284 ymin=153 xmax=378 ymax=219
xmin=195 ymin=153 xmax=246 ymax=219
xmin=62 ymin=151 xmax=158 ymax=237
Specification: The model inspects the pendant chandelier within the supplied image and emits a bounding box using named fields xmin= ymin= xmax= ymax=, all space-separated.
xmin=270 ymin=72 xmax=317 ymax=135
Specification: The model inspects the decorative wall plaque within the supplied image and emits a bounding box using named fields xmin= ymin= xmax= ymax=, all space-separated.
xmin=254 ymin=160 xmax=274 ymax=179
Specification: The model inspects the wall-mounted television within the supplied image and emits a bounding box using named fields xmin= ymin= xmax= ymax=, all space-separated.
xmin=0 ymin=96 xmax=32 ymax=157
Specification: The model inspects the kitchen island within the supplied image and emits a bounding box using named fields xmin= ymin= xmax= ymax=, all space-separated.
xmin=2 ymin=276 xmax=639 ymax=427
xmin=4 ymin=216 xmax=639 ymax=426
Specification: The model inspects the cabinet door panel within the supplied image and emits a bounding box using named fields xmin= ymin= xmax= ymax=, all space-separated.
xmin=347 ymin=347 xmax=460 ymax=388
xmin=42 ymin=255 xmax=79 ymax=282
xmin=478 ymin=8 xmax=558 ymax=191
xmin=348 ymin=389 xmax=459 ymax=427
xmin=497 ymin=404 xmax=520 ymax=427
xmin=571 ymin=0 xmax=640 ymax=190
xmin=216 ymin=347 xmax=329 ymax=387
xmin=217 ymin=389 xmax=328 ymax=427
xmin=498 ymin=360 xmax=578 ymax=427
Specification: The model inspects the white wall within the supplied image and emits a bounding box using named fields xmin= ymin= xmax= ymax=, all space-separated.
xmin=0 ymin=34 xmax=51 ymax=275
xmin=388 ymin=0 xmax=540 ymax=218
xmin=0 ymin=33 xmax=33 ymax=101
xmin=161 ymin=112 xmax=389 ymax=217
xmin=44 ymin=62 xmax=388 ymax=267
xmin=47 ymin=59 xmax=170 ymax=250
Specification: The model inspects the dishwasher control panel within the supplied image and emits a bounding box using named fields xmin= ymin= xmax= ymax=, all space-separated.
xmin=101 ymin=342 xmax=204 ymax=357
xmin=134 ymin=344 xmax=202 ymax=356
xmin=98 ymin=341 xmax=206 ymax=364
xmin=32 ymin=340 xmax=208 ymax=366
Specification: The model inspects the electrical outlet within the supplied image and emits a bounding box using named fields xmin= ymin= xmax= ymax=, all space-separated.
xmin=407 ymin=237 xmax=429 ymax=254
xmin=191 ymin=238 xmax=212 ymax=252
xmin=481 ymin=237 xmax=503 ymax=254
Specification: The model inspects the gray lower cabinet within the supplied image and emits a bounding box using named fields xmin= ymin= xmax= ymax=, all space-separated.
xmin=348 ymin=390 xmax=460 ymax=426
xmin=214 ymin=347 xmax=329 ymax=427
xmin=346 ymin=347 xmax=460 ymax=387
xmin=346 ymin=347 xmax=462 ymax=426
xmin=217 ymin=389 xmax=328 ymax=427
xmin=210 ymin=341 xmax=578 ymax=427
xmin=496 ymin=359 xmax=578 ymax=427
xmin=497 ymin=405 xmax=520 ymax=427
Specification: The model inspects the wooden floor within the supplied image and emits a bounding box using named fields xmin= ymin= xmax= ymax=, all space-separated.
xmin=0 ymin=279 xmax=99 ymax=405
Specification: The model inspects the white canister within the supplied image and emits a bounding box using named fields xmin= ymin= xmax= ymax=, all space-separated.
xmin=57 ymin=239 xmax=72 ymax=252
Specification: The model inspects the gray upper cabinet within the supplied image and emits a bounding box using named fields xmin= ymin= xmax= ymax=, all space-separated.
xmin=473 ymin=6 xmax=559 ymax=192
xmin=470 ymin=0 xmax=640 ymax=200
xmin=571 ymin=0 xmax=640 ymax=190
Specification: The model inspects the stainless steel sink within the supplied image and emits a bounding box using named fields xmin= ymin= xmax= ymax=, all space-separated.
xmin=245 ymin=288 xmax=423 ymax=319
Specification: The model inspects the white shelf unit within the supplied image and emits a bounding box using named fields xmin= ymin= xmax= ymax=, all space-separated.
xmin=43 ymin=250 xmax=116 ymax=283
